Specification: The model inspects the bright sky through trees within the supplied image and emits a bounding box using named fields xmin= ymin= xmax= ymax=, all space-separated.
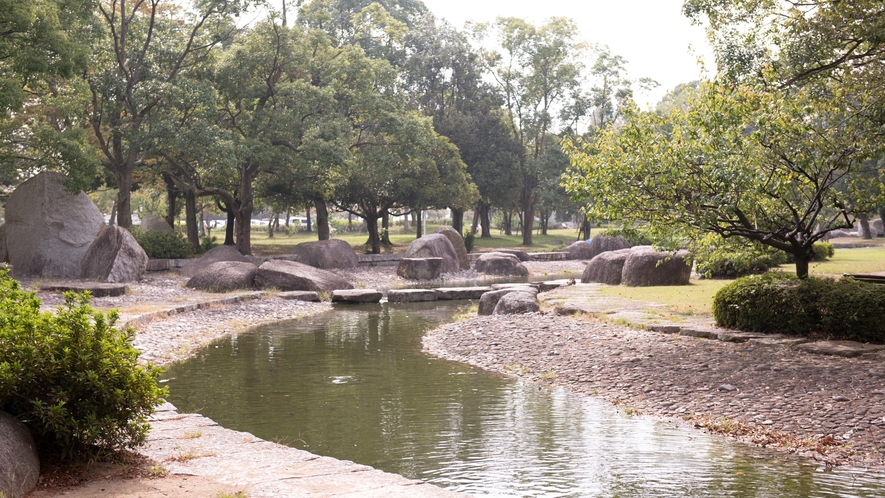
xmin=420 ymin=0 xmax=713 ymax=106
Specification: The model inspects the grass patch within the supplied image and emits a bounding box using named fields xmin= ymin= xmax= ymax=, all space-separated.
xmin=598 ymin=280 xmax=730 ymax=316
xmin=805 ymin=246 xmax=885 ymax=275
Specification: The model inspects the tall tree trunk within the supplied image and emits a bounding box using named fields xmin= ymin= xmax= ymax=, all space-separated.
xmin=416 ymin=210 xmax=423 ymax=238
xmin=115 ymin=170 xmax=134 ymax=229
xmin=267 ymin=212 xmax=275 ymax=239
xmin=185 ymin=190 xmax=200 ymax=253
xmin=314 ymin=197 xmax=330 ymax=240
xmin=859 ymin=213 xmax=872 ymax=239
xmin=522 ymin=202 xmax=535 ymax=245
xmin=163 ymin=173 xmax=179 ymax=228
xmin=381 ymin=211 xmax=391 ymax=246
xmin=403 ymin=212 xmax=410 ymax=232
xmin=348 ymin=212 xmax=353 ymax=232
xmin=306 ymin=207 xmax=312 ymax=232
xmin=109 ymin=200 xmax=117 ymax=226
xmin=794 ymin=253 xmax=811 ymax=279
xmin=503 ymin=211 xmax=512 ymax=236
xmin=225 ymin=206 xmax=236 ymax=245
xmin=471 ymin=206 xmax=479 ymax=234
xmin=365 ymin=215 xmax=381 ymax=254
xmin=451 ymin=207 xmax=464 ymax=235
xmin=235 ymin=166 xmax=255 ymax=255
xmin=480 ymin=203 xmax=491 ymax=238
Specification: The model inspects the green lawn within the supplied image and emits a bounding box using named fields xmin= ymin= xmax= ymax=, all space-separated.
xmin=248 ymin=225 xmax=601 ymax=256
xmin=597 ymin=246 xmax=885 ymax=316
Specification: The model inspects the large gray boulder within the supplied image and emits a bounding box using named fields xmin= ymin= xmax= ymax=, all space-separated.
xmin=563 ymin=240 xmax=594 ymax=260
xmin=493 ymin=249 xmax=532 ymax=262
xmin=255 ymin=260 xmax=353 ymax=293
xmin=0 ymin=223 xmax=7 ymax=263
xmin=478 ymin=288 xmax=538 ymax=316
xmin=5 ymin=172 xmax=104 ymax=278
xmin=621 ymin=248 xmax=693 ymax=286
xmin=186 ymin=261 xmax=258 ymax=292
xmin=402 ymin=234 xmax=460 ymax=274
xmin=493 ymin=291 xmax=540 ymax=315
xmin=581 ymin=248 xmax=632 ymax=285
xmin=80 ymin=226 xmax=148 ymax=283
xmin=0 ymin=411 xmax=39 ymax=498
xmin=433 ymin=227 xmax=470 ymax=270
xmin=139 ymin=213 xmax=174 ymax=233
xmin=180 ymin=245 xmax=249 ymax=278
xmin=564 ymin=235 xmax=631 ymax=260
xmin=290 ymin=239 xmax=359 ymax=269
xmin=474 ymin=252 xmax=529 ymax=276
xmin=396 ymin=257 xmax=443 ymax=280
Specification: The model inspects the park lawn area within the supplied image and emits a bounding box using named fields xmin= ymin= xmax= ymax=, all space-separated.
xmin=596 ymin=246 xmax=885 ymax=316
xmin=248 ymin=226 xmax=600 ymax=255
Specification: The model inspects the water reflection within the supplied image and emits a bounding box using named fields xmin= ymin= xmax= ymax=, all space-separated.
xmin=162 ymin=302 xmax=883 ymax=497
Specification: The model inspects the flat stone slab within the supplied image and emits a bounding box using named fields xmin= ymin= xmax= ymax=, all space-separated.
xmin=331 ymin=289 xmax=383 ymax=303
xmin=794 ymin=340 xmax=885 ymax=358
xmin=490 ymin=283 xmax=537 ymax=291
xmin=648 ymin=324 xmax=681 ymax=334
xmin=716 ymin=331 xmax=769 ymax=343
xmin=530 ymin=252 xmax=569 ymax=261
xmin=40 ymin=283 xmax=127 ymax=297
xmin=537 ymin=280 xmax=570 ymax=292
xmin=747 ymin=335 xmax=811 ymax=347
xmin=678 ymin=326 xmax=720 ymax=339
xmin=434 ymin=287 xmax=491 ymax=300
xmin=278 ymin=291 xmax=321 ymax=302
xmin=146 ymin=259 xmax=171 ymax=271
xmin=554 ymin=305 xmax=586 ymax=316
xmin=387 ymin=289 xmax=438 ymax=303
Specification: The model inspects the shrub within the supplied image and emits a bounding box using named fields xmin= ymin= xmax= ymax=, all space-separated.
xmin=463 ymin=230 xmax=475 ymax=253
xmin=0 ymin=270 xmax=167 ymax=459
xmin=129 ymin=228 xmax=194 ymax=259
xmin=713 ymin=273 xmax=885 ymax=343
xmin=200 ymin=235 xmax=219 ymax=252
xmin=693 ymin=239 xmax=788 ymax=279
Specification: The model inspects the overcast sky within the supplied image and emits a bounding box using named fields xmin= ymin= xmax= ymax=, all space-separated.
xmin=419 ymin=0 xmax=714 ymax=107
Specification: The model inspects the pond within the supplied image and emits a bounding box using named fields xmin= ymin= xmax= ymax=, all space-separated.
xmin=162 ymin=301 xmax=884 ymax=497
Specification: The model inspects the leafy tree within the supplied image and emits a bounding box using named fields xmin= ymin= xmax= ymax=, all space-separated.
xmin=84 ymin=0 xmax=249 ymax=228
xmin=564 ymin=80 xmax=885 ymax=278
xmin=472 ymin=17 xmax=585 ymax=245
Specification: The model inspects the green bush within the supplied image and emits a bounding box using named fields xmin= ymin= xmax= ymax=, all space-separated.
xmin=463 ymin=230 xmax=475 ymax=252
xmin=129 ymin=228 xmax=194 ymax=259
xmin=200 ymin=235 xmax=219 ymax=252
xmin=0 ymin=270 xmax=166 ymax=459
xmin=713 ymin=273 xmax=885 ymax=343
xmin=694 ymin=244 xmax=788 ymax=279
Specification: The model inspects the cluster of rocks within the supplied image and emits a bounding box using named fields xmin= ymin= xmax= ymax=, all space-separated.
xmin=0 ymin=172 xmax=148 ymax=283
xmin=396 ymin=228 xmax=470 ymax=279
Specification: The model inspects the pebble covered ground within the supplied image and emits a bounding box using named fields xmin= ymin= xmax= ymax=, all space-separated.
xmin=424 ymin=312 xmax=885 ymax=470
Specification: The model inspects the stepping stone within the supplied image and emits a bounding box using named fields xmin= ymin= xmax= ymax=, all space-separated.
xmin=529 ymin=252 xmax=569 ymax=261
xmin=649 ymin=324 xmax=681 ymax=334
xmin=331 ymin=289 xmax=382 ymax=303
xmin=387 ymin=289 xmax=437 ymax=303
xmin=794 ymin=341 xmax=885 ymax=358
xmin=433 ymin=287 xmax=491 ymax=300
xmin=278 ymin=291 xmax=321 ymax=302
xmin=717 ymin=331 xmax=769 ymax=343
xmin=554 ymin=305 xmax=585 ymax=316
xmin=748 ymin=335 xmax=810 ymax=347
xmin=40 ymin=283 xmax=127 ymax=297
xmin=537 ymin=280 xmax=569 ymax=292
xmin=678 ymin=326 xmax=719 ymax=339
xmin=490 ymin=283 xmax=536 ymax=290
xmin=146 ymin=259 xmax=171 ymax=271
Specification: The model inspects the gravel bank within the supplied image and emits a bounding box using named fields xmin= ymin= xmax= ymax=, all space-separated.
xmin=424 ymin=312 xmax=885 ymax=470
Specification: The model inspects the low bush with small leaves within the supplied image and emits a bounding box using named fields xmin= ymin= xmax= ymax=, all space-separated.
xmin=0 ymin=269 xmax=167 ymax=459
xmin=463 ymin=230 xmax=475 ymax=252
xmin=600 ymin=227 xmax=653 ymax=246
xmin=129 ymin=228 xmax=194 ymax=259
xmin=713 ymin=272 xmax=885 ymax=343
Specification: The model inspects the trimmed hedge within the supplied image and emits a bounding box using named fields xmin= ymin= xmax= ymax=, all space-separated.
xmin=0 ymin=270 xmax=166 ymax=459
xmin=713 ymin=273 xmax=885 ymax=343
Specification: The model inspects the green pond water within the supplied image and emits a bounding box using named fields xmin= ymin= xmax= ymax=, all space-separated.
xmin=162 ymin=301 xmax=884 ymax=497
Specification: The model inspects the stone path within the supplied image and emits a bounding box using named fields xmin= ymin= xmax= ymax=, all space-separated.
xmin=143 ymin=403 xmax=462 ymax=498
xmin=424 ymin=283 xmax=885 ymax=470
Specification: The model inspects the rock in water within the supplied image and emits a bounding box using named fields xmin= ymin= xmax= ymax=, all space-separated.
xmin=5 ymin=172 xmax=104 ymax=278
xmin=80 ymin=225 xmax=148 ymax=283
xmin=396 ymin=257 xmax=443 ymax=280
xmin=0 ymin=411 xmax=39 ymax=498
xmin=186 ymin=261 xmax=258 ymax=292
xmin=403 ymin=234 xmax=460 ymax=274
xmin=255 ymin=260 xmax=353 ymax=292
xmin=290 ymin=239 xmax=359 ymax=269
xmin=493 ymin=291 xmax=540 ymax=315
xmin=433 ymin=227 xmax=470 ymax=270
